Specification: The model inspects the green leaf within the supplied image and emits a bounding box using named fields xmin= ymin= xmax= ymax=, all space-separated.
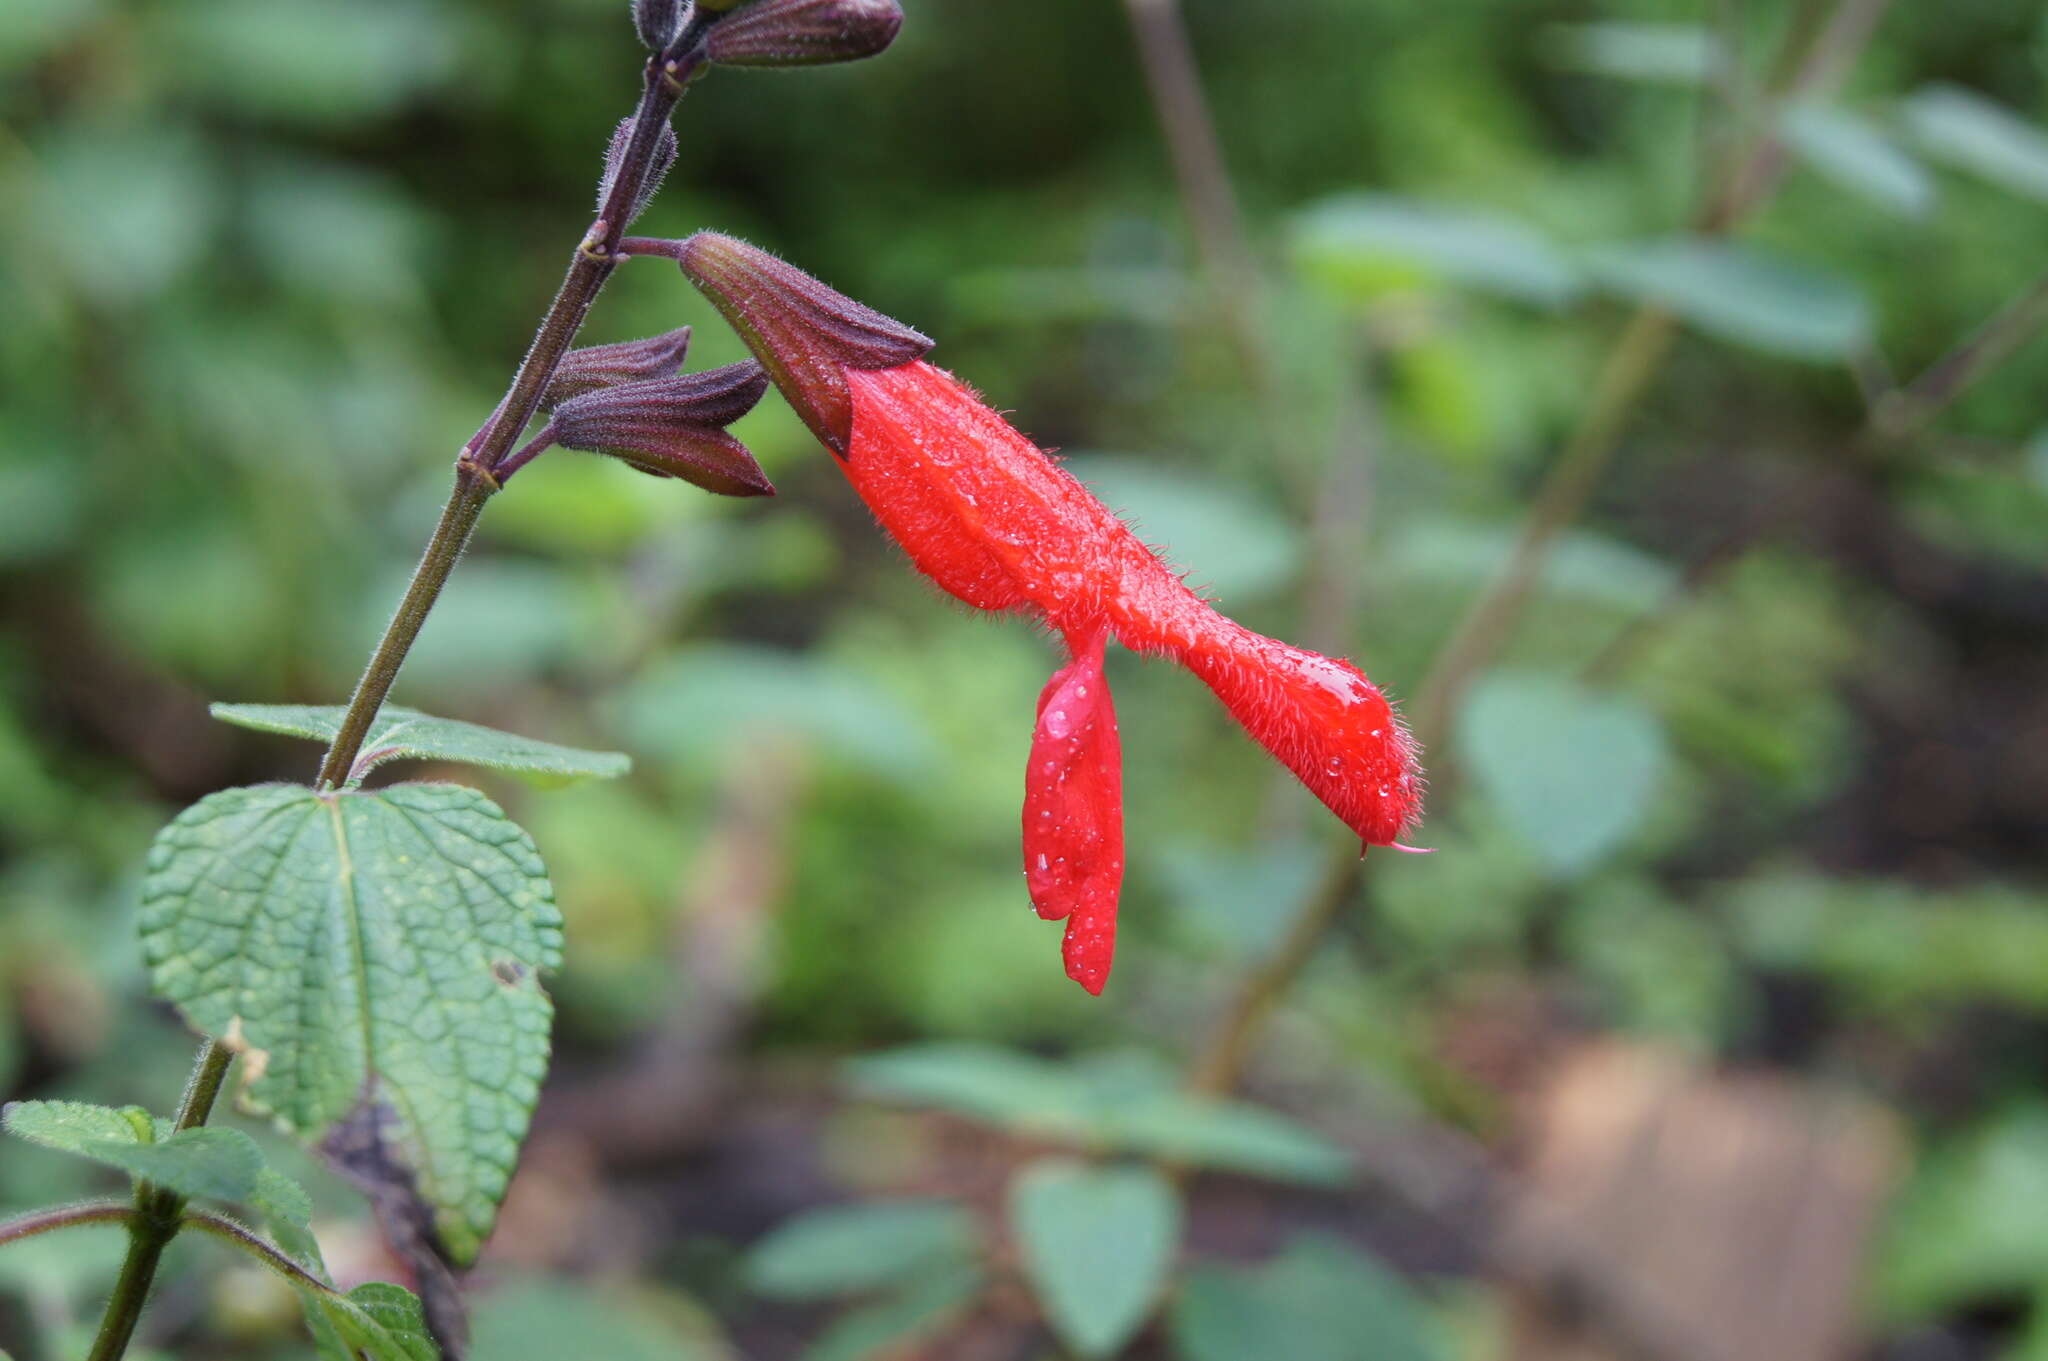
xmin=1461 ymin=671 xmax=1669 ymax=876
xmin=2 ymin=1101 xmax=267 ymax=1205
xmin=1586 ymin=238 xmax=1873 ymax=360
xmin=1173 ymin=1234 xmax=1440 ymax=1361
xmin=306 ymin=1281 xmax=439 ymax=1361
xmin=1010 ymin=1160 xmax=1180 ymax=1358
xmin=1783 ymin=103 xmax=1937 ymax=218
xmin=1292 ymin=193 xmax=1582 ymax=307
xmin=469 ymin=1276 xmax=729 ymax=1361
xmin=1875 ymin=1104 xmax=2048 ymax=1321
xmin=1902 ymin=84 xmax=2048 ymax=204
xmin=846 ymin=1045 xmax=1350 ymax=1185
xmin=747 ymin=1200 xmax=981 ymax=1301
xmin=3 ymin=1100 xmax=155 ymax=1155
xmin=141 ymin=782 xmax=563 ymax=1265
xmin=1540 ymin=22 xmax=1720 ymax=85
xmin=802 ymin=1267 xmax=983 ymax=1361
xmin=209 ymin=702 xmax=630 ymax=786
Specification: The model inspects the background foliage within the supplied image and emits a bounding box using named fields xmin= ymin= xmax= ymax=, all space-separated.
xmin=4 ymin=0 xmax=2048 ymax=1357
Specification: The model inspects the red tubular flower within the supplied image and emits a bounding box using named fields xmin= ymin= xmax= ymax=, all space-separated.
xmin=676 ymin=233 xmax=1424 ymax=993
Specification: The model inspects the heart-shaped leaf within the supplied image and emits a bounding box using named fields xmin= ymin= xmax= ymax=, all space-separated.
xmin=1009 ymin=1160 xmax=1181 ymax=1358
xmin=1461 ymin=671 xmax=1669 ymax=876
xmin=141 ymin=781 xmax=562 ymax=1265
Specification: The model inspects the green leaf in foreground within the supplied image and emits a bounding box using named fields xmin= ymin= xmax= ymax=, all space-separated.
xmin=1172 ymin=1234 xmax=1440 ymax=1361
xmin=2 ymin=1100 xmax=316 ymax=1219
xmin=1010 ymin=1161 xmax=1180 ymax=1358
xmin=1586 ymin=237 xmax=1872 ymax=360
xmin=141 ymin=781 xmax=562 ymax=1265
xmin=210 ymin=702 xmax=630 ymax=786
xmin=307 ymin=1281 xmax=439 ymax=1361
xmin=746 ymin=1199 xmax=980 ymax=1301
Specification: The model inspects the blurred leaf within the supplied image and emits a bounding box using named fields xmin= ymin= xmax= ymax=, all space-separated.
xmin=1461 ymin=671 xmax=1669 ymax=876
xmin=1063 ymin=455 xmax=1302 ymax=599
xmin=1172 ymin=1234 xmax=1440 ymax=1361
xmin=1159 ymin=839 xmax=1324 ymax=957
xmin=141 ymin=783 xmax=561 ymax=1266
xmin=154 ymin=0 xmax=464 ymax=124
xmin=801 ymin=1267 xmax=982 ymax=1361
xmin=1010 ymin=1160 xmax=1180 ymax=1358
xmin=1876 ymin=1105 xmax=2048 ymax=1320
xmin=1783 ymin=103 xmax=1937 ymax=218
xmin=746 ymin=1200 xmax=980 ymax=1301
xmin=469 ymin=1276 xmax=728 ymax=1361
xmin=244 ymin=162 xmax=430 ymax=306
xmin=210 ymin=702 xmax=630 ymax=786
xmin=618 ymin=644 xmax=935 ymax=780
xmin=32 ymin=127 xmax=222 ymax=303
xmin=0 ymin=460 xmax=85 ymax=565
xmin=1587 ymin=238 xmax=1873 ymax=360
xmin=0 ymin=0 xmax=104 ymax=72
xmin=846 ymin=1045 xmax=1350 ymax=1184
xmin=2030 ymin=428 xmax=2048 ymax=494
xmin=1292 ymin=193 xmax=1581 ymax=306
xmin=1540 ymin=23 xmax=1720 ymax=85
xmin=1388 ymin=521 xmax=1676 ymax=612
xmin=1902 ymin=84 xmax=2048 ymax=203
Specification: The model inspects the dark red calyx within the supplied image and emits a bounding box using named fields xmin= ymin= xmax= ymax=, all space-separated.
xmin=705 ymin=0 xmax=904 ymax=68
xmin=676 ymin=231 xmax=930 ymax=454
xmin=543 ymin=327 xmax=693 ymax=409
xmin=550 ymin=360 xmax=775 ymax=496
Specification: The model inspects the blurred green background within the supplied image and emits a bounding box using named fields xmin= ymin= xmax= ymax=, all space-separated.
xmin=5 ymin=0 xmax=2048 ymax=1357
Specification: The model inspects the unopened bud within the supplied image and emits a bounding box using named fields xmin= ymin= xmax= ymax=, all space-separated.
xmin=544 ymin=328 xmax=693 ymax=409
xmin=676 ymin=232 xmax=930 ymax=454
xmin=633 ymin=0 xmax=685 ymax=49
xmin=551 ymin=361 xmax=775 ymax=496
xmin=705 ymin=0 xmax=904 ymax=68
xmin=598 ymin=117 xmax=680 ymax=228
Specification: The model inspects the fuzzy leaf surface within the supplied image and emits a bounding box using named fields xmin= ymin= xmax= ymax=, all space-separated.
xmin=141 ymin=781 xmax=562 ymax=1265
xmin=210 ymin=702 xmax=629 ymax=786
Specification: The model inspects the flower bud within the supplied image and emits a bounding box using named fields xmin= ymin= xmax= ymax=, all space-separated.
xmin=705 ymin=0 xmax=904 ymax=68
xmin=598 ymin=117 xmax=680 ymax=228
xmin=676 ymin=232 xmax=930 ymax=454
xmin=633 ymin=0 xmax=685 ymax=49
xmin=551 ymin=361 xmax=775 ymax=496
xmin=544 ymin=328 xmax=693 ymax=409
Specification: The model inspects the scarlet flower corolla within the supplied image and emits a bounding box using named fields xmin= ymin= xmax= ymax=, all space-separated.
xmin=667 ymin=233 xmax=1424 ymax=993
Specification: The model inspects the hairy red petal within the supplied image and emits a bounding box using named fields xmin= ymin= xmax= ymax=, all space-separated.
xmin=1022 ymin=630 xmax=1124 ymax=995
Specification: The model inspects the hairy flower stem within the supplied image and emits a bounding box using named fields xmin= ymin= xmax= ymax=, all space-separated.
xmin=86 ymin=1040 xmax=235 ymax=1361
xmin=315 ymin=24 xmax=710 ymax=791
xmin=81 ymin=24 xmax=719 ymax=1360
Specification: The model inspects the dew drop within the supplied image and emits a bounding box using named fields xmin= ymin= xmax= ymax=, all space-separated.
xmin=1325 ymin=756 xmax=1344 ymax=774
xmin=1044 ymin=708 xmax=1073 ymax=739
xmin=1036 ymin=853 xmax=1049 ymax=872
